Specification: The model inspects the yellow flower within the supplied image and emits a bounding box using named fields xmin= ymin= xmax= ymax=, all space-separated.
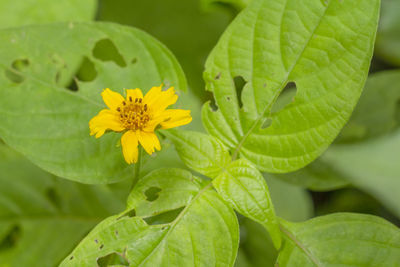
xmin=89 ymin=86 xmax=192 ymax=164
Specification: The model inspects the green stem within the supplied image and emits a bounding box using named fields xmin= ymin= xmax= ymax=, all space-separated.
xmin=130 ymin=147 xmax=142 ymax=191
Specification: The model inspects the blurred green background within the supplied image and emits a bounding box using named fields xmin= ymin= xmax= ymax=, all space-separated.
xmin=0 ymin=0 xmax=399 ymax=266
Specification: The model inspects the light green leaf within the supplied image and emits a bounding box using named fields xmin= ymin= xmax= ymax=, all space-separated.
xmin=0 ymin=144 xmax=127 ymax=267
xmin=162 ymin=130 xmax=231 ymax=178
xmin=0 ymin=0 xmax=97 ymax=29
xmin=277 ymin=213 xmax=400 ymax=266
xmin=0 ymin=22 xmax=187 ymax=184
xmin=214 ymin=159 xmax=281 ymax=249
xmin=202 ymin=0 xmax=380 ymax=173
xmin=61 ymin=168 xmax=239 ymax=267
xmin=375 ymin=0 xmax=400 ymax=66
xmin=322 ymin=129 xmax=400 ymax=219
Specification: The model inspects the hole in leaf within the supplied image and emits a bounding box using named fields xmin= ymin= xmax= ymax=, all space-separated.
xmin=144 ymin=187 xmax=162 ymax=202
xmin=0 ymin=225 xmax=21 ymax=251
xmin=116 ymin=209 xmax=136 ymax=220
xmin=131 ymin=58 xmax=138 ymax=64
xmin=271 ymin=81 xmax=297 ymax=113
xmin=260 ymin=118 xmax=272 ymax=129
xmin=205 ymin=91 xmax=218 ymax=111
xmin=4 ymin=59 xmax=30 ymax=84
xmin=45 ymin=187 xmax=61 ymax=209
xmin=12 ymin=59 xmax=29 ymax=70
xmin=99 ymin=244 xmax=104 ymax=250
xmin=66 ymin=78 xmax=79 ymax=92
xmin=234 ymin=76 xmax=246 ymax=108
xmin=215 ymin=72 xmax=221 ymax=80
xmin=143 ymin=207 xmax=184 ymax=225
xmin=93 ymin=38 xmax=127 ymax=67
xmin=97 ymin=252 xmax=129 ymax=267
xmin=76 ymin=56 xmax=97 ymax=82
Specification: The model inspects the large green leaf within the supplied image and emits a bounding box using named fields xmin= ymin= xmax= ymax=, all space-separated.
xmin=375 ymin=0 xmax=400 ymax=66
xmin=0 ymin=144 xmax=127 ymax=267
xmin=61 ymin=168 xmax=239 ymax=267
xmin=202 ymin=0 xmax=380 ymax=173
xmin=0 ymin=0 xmax=97 ymax=29
xmin=0 ymin=22 xmax=187 ymax=184
xmin=277 ymin=213 xmax=400 ymax=266
xmin=214 ymin=159 xmax=281 ymax=249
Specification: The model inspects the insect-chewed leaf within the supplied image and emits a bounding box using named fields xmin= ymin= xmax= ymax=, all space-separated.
xmin=60 ymin=168 xmax=239 ymax=267
xmin=213 ymin=159 xmax=281 ymax=249
xmin=202 ymin=0 xmax=380 ymax=173
xmin=277 ymin=213 xmax=400 ymax=266
xmin=0 ymin=22 xmax=187 ymax=184
xmin=163 ymin=129 xmax=231 ymax=178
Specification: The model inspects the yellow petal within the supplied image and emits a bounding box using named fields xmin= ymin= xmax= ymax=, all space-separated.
xmin=121 ymin=130 xmax=139 ymax=164
xmin=89 ymin=109 xmax=124 ymax=138
xmin=160 ymin=109 xmax=192 ymax=129
xmin=144 ymin=86 xmax=178 ymax=115
xmin=101 ymin=88 xmax=124 ymax=110
xmin=137 ymin=131 xmax=161 ymax=155
xmin=126 ymin=88 xmax=143 ymax=102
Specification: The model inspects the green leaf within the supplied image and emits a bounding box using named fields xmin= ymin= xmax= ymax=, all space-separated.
xmin=202 ymin=0 xmax=380 ymax=173
xmin=277 ymin=213 xmax=400 ymax=266
xmin=162 ymin=130 xmax=231 ymax=178
xmin=322 ymin=130 xmax=400 ymax=219
xmin=0 ymin=0 xmax=97 ymax=29
xmin=375 ymin=0 xmax=400 ymax=66
xmin=0 ymin=22 xmax=187 ymax=184
xmin=213 ymin=159 xmax=281 ymax=249
xmin=0 ymin=144 xmax=127 ymax=267
xmin=61 ymin=168 xmax=239 ymax=267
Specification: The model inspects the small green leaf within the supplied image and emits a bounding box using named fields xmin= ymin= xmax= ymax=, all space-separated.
xmin=163 ymin=130 xmax=231 ymax=178
xmin=277 ymin=213 xmax=400 ymax=266
xmin=0 ymin=0 xmax=97 ymax=29
xmin=0 ymin=22 xmax=187 ymax=184
xmin=213 ymin=159 xmax=281 ymax=249
xmin=202 ymin=0 xmax=380 ymax=173
xmin=61 ymin=168 xmax=239 ymax=267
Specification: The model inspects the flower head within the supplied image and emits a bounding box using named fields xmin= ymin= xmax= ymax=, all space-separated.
xmin=89 ymin=86 xmax=192 ymax=164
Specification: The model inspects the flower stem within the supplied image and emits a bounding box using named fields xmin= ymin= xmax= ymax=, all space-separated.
xmin=130 ymin=147 xmax=142 ymax=191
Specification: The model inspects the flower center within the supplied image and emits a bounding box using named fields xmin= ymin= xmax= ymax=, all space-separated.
xmin=117 ymin=97 xmax=149 ymax=130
